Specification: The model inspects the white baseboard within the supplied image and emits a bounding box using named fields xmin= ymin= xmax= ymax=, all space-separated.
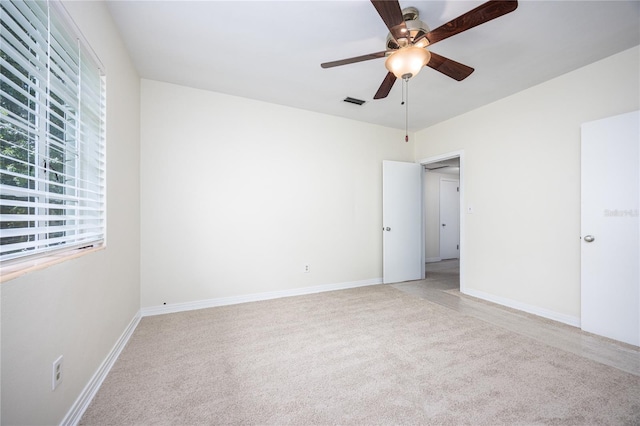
xmin=463 ymin=288 xmax=581 ymax=327
xmin=425 ymin=257 xmax=442 ymax=263
xmin=141 ymin=277 xmax=384 ymax=317
xmin=61 ymin=311 xmax=141 ymax=426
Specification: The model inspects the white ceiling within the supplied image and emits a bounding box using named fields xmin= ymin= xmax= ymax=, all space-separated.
xmin=106 ymin=0 xmax=640 ymax=131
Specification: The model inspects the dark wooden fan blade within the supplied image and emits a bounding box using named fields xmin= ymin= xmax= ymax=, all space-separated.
xmin=371 ymin=0 xmax=409 ymax=43
xmin=421 ymin=0 xmax=517 ymax=46
xmin=321 ymin=51 xmax=388 ymax=69
xmin=426 ymin=52 xmax=474 ymax=81
xmin=374 ymin=72 xmax=397 ymax=99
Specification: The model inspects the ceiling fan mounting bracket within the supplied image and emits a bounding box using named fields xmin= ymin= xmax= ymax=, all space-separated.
xmin=402 ymin=6 xmax=419 ymax=21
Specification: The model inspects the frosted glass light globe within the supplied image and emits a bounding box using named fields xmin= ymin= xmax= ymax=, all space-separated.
xmin=385 ymin=46 xmax=431 ymax=79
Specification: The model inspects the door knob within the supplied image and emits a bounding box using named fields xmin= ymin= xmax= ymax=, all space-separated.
xmin=442 ymin=224 xmax=446 ymax=227
xmin=584 ymin=235 xmax=595 ymax=243
xmin=385 ymin=227 xmax=391 ymax=231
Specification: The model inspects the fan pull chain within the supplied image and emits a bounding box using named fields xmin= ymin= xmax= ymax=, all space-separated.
xmin=404 ymin=77 xmax=409 ymax=142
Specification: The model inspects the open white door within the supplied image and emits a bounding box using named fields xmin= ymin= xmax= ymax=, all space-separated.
xmin=581 ymin=110 xmax=639 ymax=346
xmin=439 ymin=179 xmax=460 ymax=259
xmin=383 ymin=160 xmax=422 ymax=284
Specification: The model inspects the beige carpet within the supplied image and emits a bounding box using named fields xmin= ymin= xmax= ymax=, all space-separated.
xmin=80 ymin=285 xmax=640 ymax=425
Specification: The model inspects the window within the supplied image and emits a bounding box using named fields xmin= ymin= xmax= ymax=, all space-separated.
xmin=1 ymin=0 xmax=106 ymax=265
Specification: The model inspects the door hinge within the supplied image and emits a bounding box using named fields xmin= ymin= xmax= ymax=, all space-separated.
xmin=457 ymin=187 xmax=459 ymax=192
xmin=457 ymin=244 xmax=459 ymax=250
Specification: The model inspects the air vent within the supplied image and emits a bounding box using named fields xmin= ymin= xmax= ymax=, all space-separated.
xmin=343 ymin=97 xmax=366 ymax=106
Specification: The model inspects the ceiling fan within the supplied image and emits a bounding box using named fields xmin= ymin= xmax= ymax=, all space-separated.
xmin=321 ymin=0 xmax=518 ymax=100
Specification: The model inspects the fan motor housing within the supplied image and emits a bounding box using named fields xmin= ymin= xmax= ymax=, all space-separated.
xmin=386 ymin=7 xmax=430 ymax=50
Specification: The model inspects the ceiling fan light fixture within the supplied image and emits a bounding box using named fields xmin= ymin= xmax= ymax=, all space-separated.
xmin=385 ymin=46 xmax=431 ymax=79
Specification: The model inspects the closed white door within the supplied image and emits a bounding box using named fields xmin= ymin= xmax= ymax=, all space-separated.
xmin=383 ymin=161 xmax=423 ymax=284
xmin=440 ymin=179 xmax=460 ymax=259
xmin=581 ymin=110 xmax=639 ymax=346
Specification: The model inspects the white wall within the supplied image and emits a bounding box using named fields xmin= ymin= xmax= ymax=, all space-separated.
xmin=140 ymin=79 xmax=412 ymax=308
xmin=0 ymin=2 xmax=141 ymax=424
xmin=415 ymin=46 xmax=640 ymax=322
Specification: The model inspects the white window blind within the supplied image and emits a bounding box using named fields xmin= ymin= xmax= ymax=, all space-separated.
xmin=0 ymin=0 xmax=106 ymax=263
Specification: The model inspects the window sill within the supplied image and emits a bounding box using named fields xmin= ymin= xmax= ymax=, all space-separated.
xmin=0 ymin=245 xmax=105 ymax=284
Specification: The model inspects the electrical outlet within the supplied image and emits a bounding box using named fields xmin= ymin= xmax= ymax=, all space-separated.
xmin=52 ymin=355 xmax=63 ymax=390
xmin=304 ymin=264 xmax=310 ymax=273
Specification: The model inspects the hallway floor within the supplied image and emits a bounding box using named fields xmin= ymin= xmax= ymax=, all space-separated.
xmin=391 ymin=259 xmax=639 ymax=376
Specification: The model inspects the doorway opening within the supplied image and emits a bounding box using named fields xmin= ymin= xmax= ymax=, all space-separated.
xmin=421 ymin=153 xmax=463 ymax=292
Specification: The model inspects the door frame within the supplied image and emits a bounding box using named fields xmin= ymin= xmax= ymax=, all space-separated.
xmin=418 ymin=150 xmax=465 ymax=292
